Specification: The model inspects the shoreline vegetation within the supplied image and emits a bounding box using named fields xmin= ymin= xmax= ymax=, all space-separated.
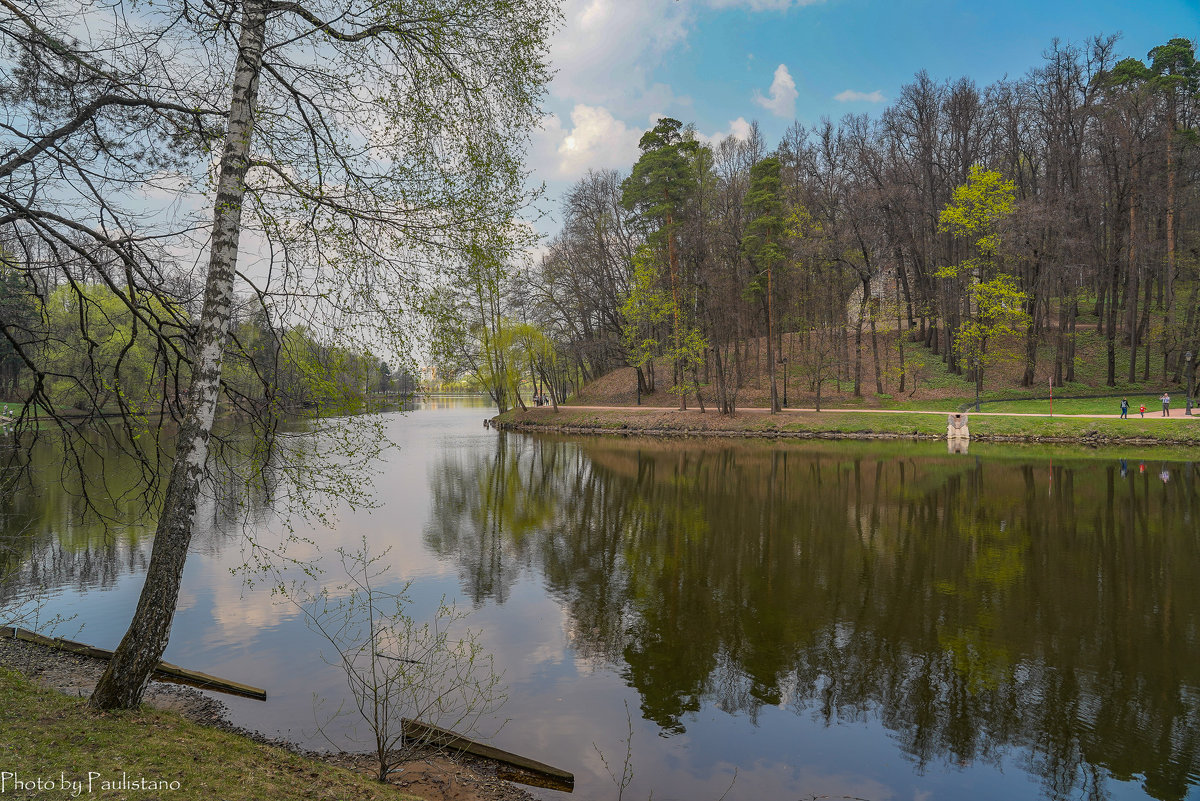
xmin=0 ymin=670 xmax=421 ymax=801
xmin=0 ymin=638 xmax=532 ymax=801
xmin=494 ymin=406 xmax=1200 ymax=447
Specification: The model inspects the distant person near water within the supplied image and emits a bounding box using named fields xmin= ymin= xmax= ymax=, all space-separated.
xmin=1120 ymin=398 xmax=1128 ymax=419
xmin=1162 ymin=392 xmax=1171 ymax=417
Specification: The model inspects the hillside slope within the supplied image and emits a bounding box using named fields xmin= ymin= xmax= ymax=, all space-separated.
xmin=571 ymin=327 xmax=1189 ymax=410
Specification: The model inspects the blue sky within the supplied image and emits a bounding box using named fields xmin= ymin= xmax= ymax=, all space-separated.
xmin=527 ymin=0 xmax=1199 ymax=230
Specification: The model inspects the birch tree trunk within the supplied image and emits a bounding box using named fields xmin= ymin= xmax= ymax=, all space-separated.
xmin=90 ymin=0 xmax=267 ymax=710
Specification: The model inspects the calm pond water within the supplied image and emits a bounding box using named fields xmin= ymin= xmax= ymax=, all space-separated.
xmin=3 ymin=398 xmax=1200 ymax=801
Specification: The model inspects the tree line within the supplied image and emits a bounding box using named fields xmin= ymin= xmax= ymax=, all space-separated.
xmin=469 ymin=35 xmax=1200 ymax=413
xmin=0 ymin=263 xmax=415 ymax=415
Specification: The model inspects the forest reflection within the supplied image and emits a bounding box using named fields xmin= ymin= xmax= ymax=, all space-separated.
xmin=0 ymin=422 xmax=281 ymax=602
xmin=425 ymin=434 xmax=1200 ymax=801
xmin=0 ymin=399 xmax=416 ymax=605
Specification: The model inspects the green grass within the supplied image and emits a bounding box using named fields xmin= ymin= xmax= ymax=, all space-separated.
xmin=966 ymin=414 xmax=1198 ymax=441
xmin=883 ymin=398 xmax=965 ymax=412
xmin=979 ymin=396 xmax=1185 ymax=416
xmin=780 ymin=412 xmax=1199 ymax=442
xmin=0 ymin=669 xmax=423 ymax=801
xmin=498 ymin=408 xmax=1200 ymax=445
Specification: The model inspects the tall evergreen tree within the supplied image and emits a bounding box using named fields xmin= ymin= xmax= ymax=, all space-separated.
xmin=621 ymin=118 xmax=700 ymax=409
xmin=1149 ymin=38 xmax=1200 ymax=374
xmin=743 ymin=156 xmax=787 ymax=412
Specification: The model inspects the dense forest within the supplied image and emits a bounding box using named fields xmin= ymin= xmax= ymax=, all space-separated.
xmin=440 ymin=35 xmax=1200 ymax=414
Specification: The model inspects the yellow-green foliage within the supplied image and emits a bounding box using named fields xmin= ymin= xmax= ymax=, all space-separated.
xmin=473 ymin=319 xmax=517 ymax=403
xmin=509 ymin=321 xmax=557 ymax=396
xmin=277 ymin=327 xmax=377 ymax=413
xmin=223 ymin=316 xmax=390 ymax=413
xmin=937 ymin=165 xmax=1017 ymax=277
xmin=620 ymin=245 xmax=673 ymax=371
xmin=937 ymin=167 xmax=1027 ymax=376
xmin=42 ymin=284 xmax=183 ymax=413
xmin=954 ymin=274 xmax=1031 ymax=369
xmin=620 ymin=245 xmax=708 ymax=399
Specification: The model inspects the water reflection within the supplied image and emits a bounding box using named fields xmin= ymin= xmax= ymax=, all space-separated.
xmin=426 ymin=434 xmax=1200 ymax=801
xmin=0 ymin=420 xmax=287 ymax=607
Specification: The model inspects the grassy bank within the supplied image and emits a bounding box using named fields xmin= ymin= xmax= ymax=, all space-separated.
xmin=496 ymin=407 xmax=1200 ymax=446
xmin=0 ymin=668 xmax=422 ymax=801
xmin=977 ymin=396 xmax=1183 ymax=415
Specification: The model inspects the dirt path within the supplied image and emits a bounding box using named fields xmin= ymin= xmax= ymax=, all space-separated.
xmin=562 ymin=404 xmax=1198 ymax=421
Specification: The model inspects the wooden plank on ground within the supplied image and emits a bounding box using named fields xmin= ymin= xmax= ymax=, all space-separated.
xmin=1 ymin=626 xmax=266 ymax=701
xmin=402 ymin=718 xmax=573 ymax=792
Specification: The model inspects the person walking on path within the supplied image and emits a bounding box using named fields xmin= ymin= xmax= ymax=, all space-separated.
xmin=1121 ymin=398 xmax=1129 ymax=419
xmin=1162 ymin=392 xmax=1171 ymax=417
xmin=1140 ymin=403 xmax=1147 ymax=418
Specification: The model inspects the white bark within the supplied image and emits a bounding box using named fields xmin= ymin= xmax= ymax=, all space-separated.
xmin=90 ymin=0 xmax=268 ymax=709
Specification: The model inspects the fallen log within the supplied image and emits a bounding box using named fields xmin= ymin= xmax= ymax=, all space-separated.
xmin=402 ymin=718 xmax=573 ymax=792
xmin=1 ymin=626 xmax=267 ymax=701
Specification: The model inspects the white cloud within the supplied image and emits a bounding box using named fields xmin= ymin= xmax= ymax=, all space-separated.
xmin=834 ymin=89 xmax=887 ymax=103
xmin=753 ymin=64 xmax=798 ymax=118
xmin=549 ymin=0 xmax=692 ymax=116
xmin=726 ymin=117 xmax=753 ymax=141
xmin=531 ymin=104 xmax=645 ymax=181
xmin=697 ymin=117 xmax=752 ymax=147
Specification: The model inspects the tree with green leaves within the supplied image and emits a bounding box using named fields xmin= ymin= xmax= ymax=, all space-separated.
xmin=620 ymin=246 xmax=671 ymax=398
xmin=939 ymin=166 xmax=1024 ymax=408
xmin=937 ymin=165 xmax=1017 ymax=281
xmin=40 ymin=284 xmax=178 ymax=415
xmin=621 ymin=118 xmax=701 ymax=410
xmin=427 ymin=226 xmax=545 ymax=414
xmin=953 ymin=275 xmax=1030 ymax=411
xmin=742 ymin=156 xmax=789 ymax=413
xmin=620 ymin=244 xmax=708 ymax=408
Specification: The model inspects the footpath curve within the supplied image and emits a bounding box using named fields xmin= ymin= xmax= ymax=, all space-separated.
xmin=559 ymin=404 xmax=1196 ymax=421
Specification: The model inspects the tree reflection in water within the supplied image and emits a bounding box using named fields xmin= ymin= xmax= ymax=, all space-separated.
xmin=425 ymin=434 xmax=1200 ymax=801
xmin=0 ymin=421 xmax=282 ymax=604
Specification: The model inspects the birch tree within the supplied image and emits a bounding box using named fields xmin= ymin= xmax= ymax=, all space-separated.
xmin=0 ymin=0 xmax=557 ymax=709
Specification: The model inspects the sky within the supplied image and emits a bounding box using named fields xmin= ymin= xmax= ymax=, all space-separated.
xmin=526 ymin=0 xmax=1200 ymax=233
